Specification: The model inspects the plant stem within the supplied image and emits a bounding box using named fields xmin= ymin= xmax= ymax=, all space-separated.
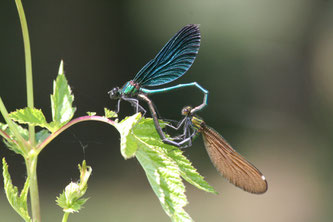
xmin=0 ymin=97 xmax=28 ymax=153
xmin=37 ymin=115 xmax=116 ymax=153
xmin=26 ymin=154 xmax=40 ymax=222
xmin=62 ymin=212 xmax=70 ymax=222
xmin=15 ymin=0 xmax=35 ymax=145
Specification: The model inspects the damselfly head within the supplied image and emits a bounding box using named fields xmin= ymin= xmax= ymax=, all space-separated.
xmin=181 ymin=106 xmax=192 ymax=116
xmin=108 ymin=87 xmax=120 ymax=99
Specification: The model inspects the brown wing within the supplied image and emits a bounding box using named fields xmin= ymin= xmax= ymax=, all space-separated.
xmin=201 ymin=125 xmax=268 ymax=194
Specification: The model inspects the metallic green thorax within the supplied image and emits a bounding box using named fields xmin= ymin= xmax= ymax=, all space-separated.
xmin=121 ymin=81 xmax=140 ymax=96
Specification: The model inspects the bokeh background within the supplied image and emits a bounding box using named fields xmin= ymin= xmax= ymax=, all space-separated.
xmin=1 ymin=0 xmax=333 ymax=221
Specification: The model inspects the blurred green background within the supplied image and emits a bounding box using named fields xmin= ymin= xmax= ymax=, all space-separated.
xmin=1 ymin=0 xmax=333 ymax=221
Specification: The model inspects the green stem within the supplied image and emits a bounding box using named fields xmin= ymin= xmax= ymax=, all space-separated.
xmin=15 ymin=0 xmax=35 ymax=145
xmin=0 ymin=97 xmax=28 ymax=153
xmin=37 ymin=115 xmax=115 ymax=153
xmin=62 ymin=212 xmax=70 ymax=222
xmin=25 ymin=154 xmax=40 ymax=222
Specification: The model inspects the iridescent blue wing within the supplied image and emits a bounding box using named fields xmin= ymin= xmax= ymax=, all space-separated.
xmin=133 ymin=24 xmax=200 ymax=87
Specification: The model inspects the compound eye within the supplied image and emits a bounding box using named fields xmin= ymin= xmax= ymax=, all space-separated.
xmin=109 ymin=87 xmax=120 ymax=99
xmin=181 ymin=106 xmax=192 ymax=116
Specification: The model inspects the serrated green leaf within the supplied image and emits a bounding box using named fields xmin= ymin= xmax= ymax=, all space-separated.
xmin=2 ymin=158 xmax=31 ymax=222
xmin=116 ymin=114 xmax=217 ymax=221
xmin=133 ymin=118 xmax=217 ymax=194
xmin=114 ymin=113 xmax=141 ymax=159
xmin=9 ymin=108 xmax=51 ymax=130
xmin=50 ymin=61 xmax=76 ymax=131
xmin=104 ymin=108 xmax=118 ymax=118
xmin=0 ymin=121 xmax=29 ymax=140
xmin=0 ymin=122 xmax=28 ymax=156
xmin=136 ymin=145 xmax=191 ymax=221
xmin=56 ymin=160 xmax=92 ymax=213
xmin=167 ymin=147 xmax=217 ymax=194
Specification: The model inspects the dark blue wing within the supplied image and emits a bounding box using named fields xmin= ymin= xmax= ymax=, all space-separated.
xmin=133 ymin=24 xmax=201 ymax=87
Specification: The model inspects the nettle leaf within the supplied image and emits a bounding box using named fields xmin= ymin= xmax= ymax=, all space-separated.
xmin=50 ymin=60 xmax=76 ymax=131
xmin=56 ymin=160 xmax=92 ymax=213
xmin=114 ymin=113 xmax=142 ymax=159
xmin=0 ymin=121 xmax=29 ymax=140
xmin=2 ymin=158 xmax=31 ymax=222
xmin=9 ymin=108 xmax=51 ymax=131
xmin=116 ymin=115 xmax=216 ymax=221
xmin=132 ymin=118 xmax=216 ymax=193
xmin=135 ymin=143 xmax=191 ymax=221
xmin=0 ymin=122 xmax=28 ymax=156
xmin=168 ymin=148 xmax=217 ymax=194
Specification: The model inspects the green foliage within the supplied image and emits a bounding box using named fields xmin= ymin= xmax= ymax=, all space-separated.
xmin=1 ymin=60 xmax=80 ymax=222
xmin=115 ymin=115 xmax=217 ymax=221
xmin=0 ymin=122 xmax=28 ymax=156
xmin=136 ymin=144 xmax=191 ymax=221
xmin=49 ymin=60 xmax=76 ymax=132
xmin=115 ymin=113 xmax=142 ymax=159
xmin=86 ymin=112 xmax=96 ymax=116
xmin=56 ymin=160 xmax=92 ymax=213
xmin=104 ymin=108 xmax=118 ymax=119
xmin=2 ymin=158 xmax=31 ymax=222
xmin=9 ymin=107 xmax=50 ymax=130
xmin=170 ymin=149 xmax=217 ymax=194
xmin=35 ymin=129 xmax=50 ymax=145
xmin=7 ymin=61 xmax=76 ymax=135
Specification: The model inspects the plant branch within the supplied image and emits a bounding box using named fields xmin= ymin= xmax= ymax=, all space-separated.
xmin=25 ymin=154 xmax=40 ymax=222
xmin=15 ymin=0 xmax=35 ymax=145
xmin=37 ymin=115 xmax=116 ymax=153
xmin=62 ymin=212 xmax=70 ymax=222
xmin=0 ymin=97 xmax=29 ymax=153
xmin=0 ymin=128 xmax=13 ymax=143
